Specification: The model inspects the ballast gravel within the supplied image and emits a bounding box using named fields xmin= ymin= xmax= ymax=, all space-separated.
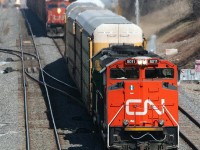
xmin=0 ymin=3 xmax=21 ymax=150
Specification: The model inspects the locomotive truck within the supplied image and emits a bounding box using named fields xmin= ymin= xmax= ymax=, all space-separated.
xmin=65 ymin=2 xmax=179 ymax=150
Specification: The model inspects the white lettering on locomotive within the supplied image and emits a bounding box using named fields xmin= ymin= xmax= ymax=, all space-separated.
xmin=126 ymin=59 xmax=136 ymax=64
xmin=126 ymin=99 xmax=165 ymax=115
xmin=149 ymin=59 xmax=158 ymax=63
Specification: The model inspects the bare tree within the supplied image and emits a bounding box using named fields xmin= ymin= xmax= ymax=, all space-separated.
xmin=193 ymin=0 xmax=200 ymax=17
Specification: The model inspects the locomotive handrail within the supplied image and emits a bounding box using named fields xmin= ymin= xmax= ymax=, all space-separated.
xmin=163 ymin=105 xmax=179 ymax=149
xmin=107 ymin=104 xmax=124 ymax=148
xmin=130 ymin=133 xmax=167 ymax=142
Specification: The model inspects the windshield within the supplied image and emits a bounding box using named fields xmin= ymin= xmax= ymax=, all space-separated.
xmin=110 ymin=68 xmax=139 ymax=79
xmin=48 ymin=4 xmax=67 ymax=9
xmin=145 ymin=68 xmax=174 ymax=79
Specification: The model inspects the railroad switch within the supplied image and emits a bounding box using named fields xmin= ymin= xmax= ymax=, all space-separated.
xmin=26 ymin=67 xmax=38 ymax=73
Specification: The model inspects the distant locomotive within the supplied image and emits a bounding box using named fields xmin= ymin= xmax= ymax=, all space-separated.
xmin=65 ymin=2 xmax=179 ymax=150
xmin=27 ymin=0 xmax=75 ymax=37
xmin=15 ymin=0 xmax=20 ymax=7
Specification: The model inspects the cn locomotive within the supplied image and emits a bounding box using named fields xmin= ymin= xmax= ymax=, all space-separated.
xmin=65 ymin=2 xmax=179 ymax=150
xmin=27 ymin=0 xmax=75 ymax=37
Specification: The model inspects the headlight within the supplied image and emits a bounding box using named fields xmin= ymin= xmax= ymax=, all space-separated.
xmin=57 ymin=8 xmax=61 ymax=14
xmin=138 ymin=59 xmax=142 ymax=65
xmin=123 ymin=119 xmax=129 ymax=126
xmin=142 ymin=60 xmax=148 ymax=65
xmin=158 ymin=119 xmax=164 ymax=127
xmin=137 ymin=59 xmax=147 ymax=65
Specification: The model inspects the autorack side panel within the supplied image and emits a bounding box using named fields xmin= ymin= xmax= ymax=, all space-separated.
xmin=66 ymin=4 xmax=144 ymax=110
xmin=75 ymin=55 xmax=81 ymax=90
xmin=68 ymin=9 xmax=144 ymax=108
xmin=67 ymin=8 xmax=127 ymax=89
xmin=66 ymin=17 xmax=75 ymax=78
xmin=66 ymin=3 xmax=100 ymax=59
xmin=75 ymin=28 xmax=91 ymax=105
xmin=66 ymin=2 xmax=97 ymax=16
xmin=82 ymin=64 xmax=90 ymax=105
xmin=67 ymin=3 xmax=99 ymax=19
xmin=74 ymin=23 xmax=82 ymax=91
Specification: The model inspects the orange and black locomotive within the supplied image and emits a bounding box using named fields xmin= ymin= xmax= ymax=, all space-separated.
xmin=92 ymin=45 xmax=178 ymax=149
xmin=65 ymin=2 xmax=179 ymax=149
xmin=27 ymin=0 xmax=75 ymax=37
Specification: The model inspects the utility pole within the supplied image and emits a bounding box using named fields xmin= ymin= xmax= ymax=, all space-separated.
xmin=117 ymin=0 xmax=122 ymax=15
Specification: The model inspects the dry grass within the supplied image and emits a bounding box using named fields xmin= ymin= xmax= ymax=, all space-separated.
xmin=156 ymin=16 xmax=200 ymax=69
xmin=138 ymin=0 xmax=200 ymax=69
xmin=140 ymin=0 xmax=192 ymax=39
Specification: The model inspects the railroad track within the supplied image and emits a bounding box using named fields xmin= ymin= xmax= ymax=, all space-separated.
xmin=179 ymin=106 xmax=200 ymax=149
xmin=17 ymin=9 xmax=61 ymax=150
xmin=17 ymin=8 xmax=99 ymax=150
xmin=52 ymin=38 xmax=65 ymax=58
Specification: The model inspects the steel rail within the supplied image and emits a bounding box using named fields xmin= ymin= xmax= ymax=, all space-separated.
xmin=0 ymin=48 xmax=37 ymax=57
xmin=179 ymin=131 xmax=198 ymax=150
xmin=178 ymin=107 xmax=200 ymax=150
xmin=52 ymin=38 xmax=64 ymax=58
xmin=20 ymin=34 xmax=30 ymax=150
xmin=25 ymin=70 xmax=86 ymax=108
xmin=179 ymin=106 xmax=200 ymax=128
xmin=22 ymin=10 xmax=62 ymax=150
xmin=42 ymin=69 xmax=78 ymax=90
xmin=0 ymin=39 xmax=32 ymax=150
xmin=19 ymin=8 xmax=31 ymax=149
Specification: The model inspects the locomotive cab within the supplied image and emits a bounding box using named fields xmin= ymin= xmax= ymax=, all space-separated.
xmin=92 ymin=45 xmax=179 ymax=150
xmin=45 ymin=0 xmax=71 ymax=37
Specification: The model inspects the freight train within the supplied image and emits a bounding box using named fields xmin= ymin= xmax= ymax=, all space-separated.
xmin=15 ymin=0 xmax=20 ymax=7
xmin=65 ymin=2 xmax=179 ymax=150
xmin=27 ymin=0 xmax=75 ymax=37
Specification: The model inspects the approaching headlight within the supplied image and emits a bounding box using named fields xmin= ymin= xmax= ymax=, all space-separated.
xmin=57 ymin=8 xmax=61 ymax=14
xmin=123 ymin=119 xmax=129 ymax=126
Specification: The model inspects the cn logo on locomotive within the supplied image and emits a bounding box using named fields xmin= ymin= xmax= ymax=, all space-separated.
xmin=126 ymin=99 xmax=165 ymax=115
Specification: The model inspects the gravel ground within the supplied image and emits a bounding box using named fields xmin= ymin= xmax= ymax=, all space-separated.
xmin=178 ymin=81 xmax=200 ymax=149
xmin=0 ymin=71 xmax=19 ymax=150
xmin=0 ymin=2 xmax=21 ymax=150
xmin=179 ymin=82 xmax=200 ymax=123
xmin=179 ymin=138 xmax=192 ymax=150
